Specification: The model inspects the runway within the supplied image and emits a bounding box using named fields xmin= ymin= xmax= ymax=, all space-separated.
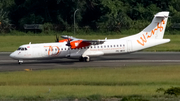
xmin=1 ymin=52 xmax=180 ymax=71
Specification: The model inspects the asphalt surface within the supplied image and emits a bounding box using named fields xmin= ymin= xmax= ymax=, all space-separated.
xmin=1 ymin=52 xmax=180 ymax=71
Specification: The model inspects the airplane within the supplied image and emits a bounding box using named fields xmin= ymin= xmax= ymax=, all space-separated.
xmin=10 ymin=11 xmax=170 ymax=64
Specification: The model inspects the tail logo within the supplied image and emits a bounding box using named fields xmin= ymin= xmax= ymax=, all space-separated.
xmin=137 ymin=19 xmax=165 ymax=46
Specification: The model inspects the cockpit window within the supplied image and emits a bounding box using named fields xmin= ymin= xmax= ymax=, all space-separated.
xmin=17 ymin=47 xmax=28 ymax=51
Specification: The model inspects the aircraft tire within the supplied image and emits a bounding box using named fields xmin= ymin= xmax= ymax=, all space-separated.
xmin=79 ymin=56 xmax=90 ymax=62
xmin=79 ymin=57 xmax=84 ymax=62
xmin=18 ymin=60 xmax=23 ymax=64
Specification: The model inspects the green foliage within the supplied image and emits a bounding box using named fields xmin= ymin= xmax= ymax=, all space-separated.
xmin=22 ymin=95 xmax=44 ymax=101
xmin=164 ymin=87 xmax=180 ymax=96
xmin=0 ymin=9 xmax=10 ymax=32
xmin=157 ymin=87 xmax=180 ymax=97
xmin=19 ymin=14 xmax=44 ymax=28
xmin=156 ymin=88 xmax=165 ymax=93
xmin=0 ymin=0 xmax=180 ymax=33
xmin=0 ymin=0 xmax=14 ymax=33
xmin=87 ymin=94 xmax=102 ymax=101
xmin=98 ymin=0 xmax=132 ymax=31
xmin=121 ymin=95 xmax=148 ymax=101
xmin=0 ymin=0 xmax=178 ymax=33
xmin=42 ymin=23 xmax=53 ymax=34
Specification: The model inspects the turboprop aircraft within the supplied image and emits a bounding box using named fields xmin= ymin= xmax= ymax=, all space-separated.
xmin=10 ymin=11 xmax=170 ymax=64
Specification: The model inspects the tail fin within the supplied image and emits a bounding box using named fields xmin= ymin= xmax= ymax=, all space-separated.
xmin=121 ymin=11 xmax=169 ymax=41
xmin=140 ymin=11 xmax=169 ymax=39
xmin=121 ymin=11 xmax=170 ymax=48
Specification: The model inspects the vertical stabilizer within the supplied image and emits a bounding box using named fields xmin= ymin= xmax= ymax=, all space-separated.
xmin=120 ymin=11 xmax=169 ymax=41
xmin=140 ymin=11 xmax=169 ymax=39
xmin=133 ymin=11 xmax=170 ymax=47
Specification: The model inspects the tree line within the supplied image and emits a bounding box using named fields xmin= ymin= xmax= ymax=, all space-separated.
xmin=0 ymin=0 xmax=180 ymax=33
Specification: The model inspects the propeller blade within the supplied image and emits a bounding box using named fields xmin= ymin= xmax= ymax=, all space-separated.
xmin=55 ymin=34 xmax=59 ymax=42
xmin=66 ymin=38 xmax=71 ymax=46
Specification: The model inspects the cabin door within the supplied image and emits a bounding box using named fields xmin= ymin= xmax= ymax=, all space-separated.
xmin=127 ymin=40 xmax=132 ymax=52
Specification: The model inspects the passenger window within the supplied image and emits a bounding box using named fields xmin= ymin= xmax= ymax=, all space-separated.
xmin=114 ymin=45 xmax=116 ymax=47
xmin=117 ymin=45 xmax=119 ymax=47
xmin=45 ymin=49 xmax=47 ymax=51
xmin=104 ymin=46 xmax=106 ymax=48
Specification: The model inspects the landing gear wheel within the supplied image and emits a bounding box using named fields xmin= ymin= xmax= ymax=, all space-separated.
xmin=79 ymin=56 xmax=90 ymax=62
xmin=79 ymin=57 xmax=84 ymax=62
xmin=18 ymin=60 xmax=23 ymax=64
xmin=84 ymin=56 xmax=90 ymax=62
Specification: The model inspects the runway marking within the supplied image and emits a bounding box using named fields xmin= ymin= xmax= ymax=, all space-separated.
xmin=24 ymin=69 xmax=32 ymax=71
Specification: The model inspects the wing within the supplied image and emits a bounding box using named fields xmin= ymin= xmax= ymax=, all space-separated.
xmin=60 ymin=35 xmax=105 ymax=49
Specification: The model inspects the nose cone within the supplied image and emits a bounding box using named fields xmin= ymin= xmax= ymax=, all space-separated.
xmin=10 ymin=52 xmax=16 ymax=59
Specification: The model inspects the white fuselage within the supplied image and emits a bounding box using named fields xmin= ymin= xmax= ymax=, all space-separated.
xmin=9 ymin=37 xmax=170 ymax=60
xmin=10 ymin=39 xmax=128 ymax=60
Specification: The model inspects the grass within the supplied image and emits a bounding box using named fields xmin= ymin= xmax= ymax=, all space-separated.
xmin=1 ymin=66 xmax=180 ymax=86
xmin=0 ymin=34 xmax=180 ymax=52
xmin=0 ymin=85 xmax=170 ymax=100
xmin=144 ymin=35 xmax=180 ymax=51
xmin=0 ymin=65 xmax=180 ymax=100
xmin=0 ymin=36 xmax=56 ymax=52
xmin=0 ymin=29 xmax=180 ymax=51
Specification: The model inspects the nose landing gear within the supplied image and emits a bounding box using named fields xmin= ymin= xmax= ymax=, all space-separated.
xmin=18 ymin=60 xmax=23 ymax=64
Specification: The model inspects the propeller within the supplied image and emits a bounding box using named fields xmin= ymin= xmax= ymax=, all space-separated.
xmin=55 ymin=34 xmax=59 ymax=42
xmin=66 ymin=38 xmax=71 ymax=46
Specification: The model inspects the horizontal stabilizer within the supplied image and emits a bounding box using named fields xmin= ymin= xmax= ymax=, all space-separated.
xmin=154 ymin=11 xmax=169 ymax=18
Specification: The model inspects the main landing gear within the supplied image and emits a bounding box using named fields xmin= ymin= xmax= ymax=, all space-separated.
xmin=79 ymin=56 xmax=90 ymax=62
xmin=18 ymin=60 xmax=23 ymax=64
